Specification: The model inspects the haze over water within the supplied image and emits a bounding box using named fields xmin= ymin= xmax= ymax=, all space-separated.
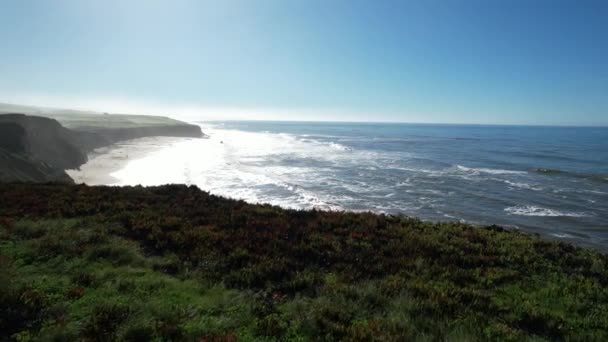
xmin=76 ymin=121 xmax=608 ymax=249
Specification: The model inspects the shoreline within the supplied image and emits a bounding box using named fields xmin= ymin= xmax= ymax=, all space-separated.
xmin=67 ymin=136 xmax=191 ymax=185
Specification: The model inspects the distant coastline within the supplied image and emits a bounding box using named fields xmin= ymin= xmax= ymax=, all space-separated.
xmin=0 ymin=102 xmax=204 ymax=183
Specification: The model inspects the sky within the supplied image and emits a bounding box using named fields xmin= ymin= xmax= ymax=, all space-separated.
xmin=0 ymin=0 xmax=607 ymax=125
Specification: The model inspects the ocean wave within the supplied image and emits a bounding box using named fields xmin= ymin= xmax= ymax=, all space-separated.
xmin=535 ymin=168 xmax=608 ymax=183
xmin=593 ymin=176 xmax=608 ymax=183
xmin=504 ymin=206 xmax=588 ymax=217
xmin=552 ymin=187 xmax=608 ymax=196
xmin=236 ymin=177 xmax=345 ymax=212
xmin=393 ymin=167 xmax=446 ymax=176
xmin=407 ymin=157 xmax=453 ymax=168
xmin=457 ymin=165 xmax=527 ymax=175
xmin=505 ymin=151 xmax=580 ymax=162
xmin=585 ymin=190 xmax=607 ymax=195
xmin=327 ymin=142 xmax=352 ymax=151
xmin=502 ymin=180 xmax=542 ymax=191
xmin=407 ymin=189 xmax=447 ymax=196
xmin=551 ymin=233 xmax=574 ymax=239
xmin=395 ymin=179 xmax=413 ymax=187
xmin=367 ymin=192 xmax=397 ymax=199
xmin=535 ymin=168 xmax=567 ymax=175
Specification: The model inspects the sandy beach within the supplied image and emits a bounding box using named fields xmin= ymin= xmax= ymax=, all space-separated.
xmin=67 ymin=137 xmax=192 ymax=185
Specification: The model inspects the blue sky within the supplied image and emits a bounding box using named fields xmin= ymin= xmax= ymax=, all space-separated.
xmin=1 ymin=0 xmax=607 ymax=124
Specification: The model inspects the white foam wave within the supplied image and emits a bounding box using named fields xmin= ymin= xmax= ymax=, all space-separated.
xmin=406 ymin=189 xmax=446 ymax=196
xmin=371 ymin=192 xmax=395 ymax=198
xmin=504 ymin=206 xmax=588 ymax=217
xmin=457 ymin=165 xmax=527 ymax=175
xmin=551 ymin=233 xmax=574 ymax=239
xmin=393 ymin=167 xmax=446 ymax=176
xmin=585 ymin=190 xmax=607 ymax=195
xmin=106 ymin=123 xmax=371 ymax=211
xmin=552 ymin=188 xmax=607 ymax=195
xmin=503 ymin=180 xmax=542 ymax=191
xmin=328 ymin=142 xmax=352 ymax=151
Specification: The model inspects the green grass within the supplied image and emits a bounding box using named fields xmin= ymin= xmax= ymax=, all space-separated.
xmin=1 ymin=183 xmax=607 ymax=341
xmin=1 ymin=218 xmax=256 ymax=341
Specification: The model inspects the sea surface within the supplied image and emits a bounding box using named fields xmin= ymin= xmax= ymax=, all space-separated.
xmin=106 ymin=121 xmax=608 ymax=249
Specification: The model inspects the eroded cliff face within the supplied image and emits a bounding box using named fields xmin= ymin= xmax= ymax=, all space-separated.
xmin=0 ymin=117 xmax=76 ymax=182
xmin=0 ymin=113 xmax=203 ymax=183
xmin=0 ymin=114 xmax=88 ymax=170
xmin=0 ymin=149 xmax=73 ymax=183
xmin=0 ymin=122 xmax=27 ymax=154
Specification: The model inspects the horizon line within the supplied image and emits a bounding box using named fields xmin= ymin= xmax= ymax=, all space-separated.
xmin=1 ymin=100 xmax=606 ymax=128
xmin=200 ymin=118 xmax=608 ymax=129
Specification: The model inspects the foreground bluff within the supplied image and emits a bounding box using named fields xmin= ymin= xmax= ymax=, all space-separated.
xmin=0 ymin=113 xmax=203 ymax=183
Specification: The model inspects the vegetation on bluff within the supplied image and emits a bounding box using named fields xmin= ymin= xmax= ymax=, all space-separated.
xmin=1 ymin=183 xmax=607 ymax=341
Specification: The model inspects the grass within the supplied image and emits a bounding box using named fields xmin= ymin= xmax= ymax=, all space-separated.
xmin=1 ymin=183 xmax=607 ymax=341
xmin=1 ymin=218 xmax=256 ymax=341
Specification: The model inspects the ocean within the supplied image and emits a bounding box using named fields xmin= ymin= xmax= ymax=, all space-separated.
xmin=101 ymin=121 xmax=608 ymax=249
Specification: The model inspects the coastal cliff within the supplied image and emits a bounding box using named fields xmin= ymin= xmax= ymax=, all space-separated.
xmin=0 ymin=149 xmax=74 ymax=183
xmin=0 ymin=114 xmax=89 ymax=170
xmin=0 ymin=112 xmax=203 ymax=183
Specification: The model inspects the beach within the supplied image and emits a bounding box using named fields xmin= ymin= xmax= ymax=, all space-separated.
xmin=67 ymin=137 xmax=192 ymax=185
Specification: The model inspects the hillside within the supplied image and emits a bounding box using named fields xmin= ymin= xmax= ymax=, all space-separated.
xmin=1 ymin=183 xmax=607 ymax=341
xmin=0 ymin=114 xmax=90 ymax=170
xmin=0 ymin=102 xmax=185 ymax=128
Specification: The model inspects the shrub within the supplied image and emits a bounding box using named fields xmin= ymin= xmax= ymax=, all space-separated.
xmin=82 ymin=302 xmax=131 ymax=340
